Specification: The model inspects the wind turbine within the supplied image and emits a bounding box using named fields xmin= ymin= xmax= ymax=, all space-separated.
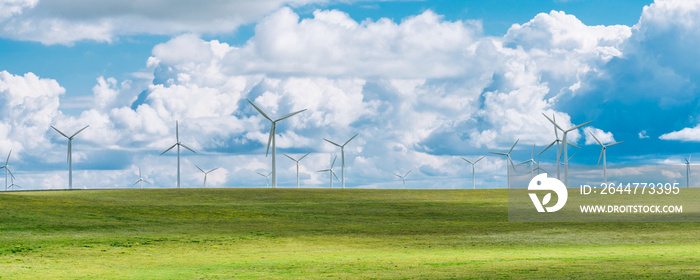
xmin=195 ymin=165 xmax=219 ymax=188
xmin=460 ymin=156 xmax=484 ymax=189
xmin=8 ymin=176 xmax=20 ymax=190
xmin=684 ymin=155 xmax=691 ymax=188
xmin=160 ymin=121 xmax=196 ymax=189
xmin=394 ymin=170 xmax=411 ymax=189
xmin=285 ymin=152 xmax=310 ymax=188
xmin=257 ymin=171 xmax=272 ymax=188
xmin=317 ymin=155 xmax=339 ymax=188
xmin=324 ymin=134 xmax=358 ymax=189
xmin=542 ymin=113 xmax=592 ymax=186
xmin=1 ymin=150 xmax=15 ymax=191
xmin=247 ymin=99 xmax=306 ymax=188
xmin=52 ymin=125 xmax=89 ymax=190
xmin=590 ymin=132 xmax=623 ymax=184
xmin=518 ymin=144 xmax=542 ymax=180
xmin=540 ymin=113 xmax=581 ymax=179
xmin=490 ymin=139 xmax=518 ymax=189
xmin=131 ymin=168 xmax=151 ymax=189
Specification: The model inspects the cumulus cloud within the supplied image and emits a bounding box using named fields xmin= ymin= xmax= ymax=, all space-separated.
xmin=0 ymin=0 xmax=325 ymax=45
xmin=584 ymin=127 xmax=617 ymax=145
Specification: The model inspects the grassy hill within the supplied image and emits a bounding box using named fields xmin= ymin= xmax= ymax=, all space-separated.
xmin=0 ymin=188 xmax=697 ymax=279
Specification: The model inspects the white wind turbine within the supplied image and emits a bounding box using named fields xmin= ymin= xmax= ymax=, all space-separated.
xmin=1 ymin=150 xmax=15 ymax=191
xmin=52 ymin=125 xmax=89 ymax=190
xmin=540 ymin=113 xmax=581 ymax=179
xmin=542 ymin=113 xmax=592 ymax=186
xmin=684 ymin=155 xmax=691 ymax=188
xmin=284 ymin=152 xmax=310 ymax=188
xmin=160 ymin=121 xmax=196 ymax=189
xmin=131 ymin=168 xmax=151 ymax=189
xmin=317 ymin=155 xmax=339 ymax=188
xmin=195 ymin=165 xmax=219 ymax=188
xmin=324 ymin=134 xmax=358 ymax=189
xmin=518 ymin=144 xmax=543 ymax=180
xmin=590 ymin=132 xmax=623 ymax=184
xmin=460 ymin=156 xmax=484 ymax=189
xmin=394 ymin=170 xmax=411 ymax=189
xmin=8 ymin=176 xmax=20 ymax=190
xmin=490 ymin=139 xmax=518 ymax=189
xmin=257 ymin=171 xmax=272 ymax=188
xmin=247 ymin=99 xmax=307 ymax=188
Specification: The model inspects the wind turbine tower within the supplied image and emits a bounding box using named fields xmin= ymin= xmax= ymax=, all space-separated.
xmin=460 ymin=156 xmax=484 ymax=189
xmin=52 ymin=125 xmax=89 ymax=190
xmin=285 ymin=153 xmax=310 ymax=188
xmin=490 ymin=139 xmax=518 ymax=189
xmin=247 ymin=99 xmax=307 ymax=188
xmin=394 ymin=170 xmax=411 ymax=189
xmin=160 ymin=121 xmax=196 ymax=188
xmin=542 ymin=114 xmax=592 ymax=186
xmin=324 ymin=134 xmax=358 ymax=189
xmin=590 ymin=132 xmax=623 ymax=184
xmin=684 ymin=155 xmax=691 ymax=188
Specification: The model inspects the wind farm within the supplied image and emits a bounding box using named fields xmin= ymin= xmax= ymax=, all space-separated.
xmin=324 ymin=134 xmax=358 ymax=189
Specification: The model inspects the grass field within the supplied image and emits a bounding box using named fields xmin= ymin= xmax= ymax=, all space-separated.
xmin=0 ymin=188 xmax=698 ymax=279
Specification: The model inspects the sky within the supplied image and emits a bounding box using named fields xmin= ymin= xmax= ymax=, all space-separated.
xmin=2 ymin=0 xmax=700 ymax=190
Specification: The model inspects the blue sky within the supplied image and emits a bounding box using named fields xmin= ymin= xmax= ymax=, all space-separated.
xmin=1 ymin=0 xmax=699 ymax=190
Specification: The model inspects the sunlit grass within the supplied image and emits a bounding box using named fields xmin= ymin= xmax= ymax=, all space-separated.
xmin=0 ymin=189 xmax=698 ymax=279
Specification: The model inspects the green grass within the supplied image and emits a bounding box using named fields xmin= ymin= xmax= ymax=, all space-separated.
xmin=0 ymin=189 xmax=697 ymax=279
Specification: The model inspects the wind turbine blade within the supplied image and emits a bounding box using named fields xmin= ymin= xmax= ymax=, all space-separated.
xmin=299 ymin=152 xmax=310 ymax=161
xmin=331 ymin=156 xmax=337 ymax=168
xmin=395 ymin=173 xmax=401 ymax=178
xmin=284 ymin=154 xmax=296 ymax=161
xmin=539 ymin=141 xmax=556 ymax=155
xmin=5 ymin=150 xmax=10 ymax=165
xmin=343 ymin=133 xmax=359 ymax=146
xmin=508 ymin=156 xmax=516 ymax=171
xmin=317 ymin=169 xmax=330 ymax=172
xmin=131 ymin=181 xmax=140 ymax=187
xmin=144 ymin=180 xmax=152 ymax=184
xmin=160 ymin=144 xmax=177 ymax=155
xmin=531 ymin=144 xmax=535 ymax=157
xmin=257 ymin=172 xmax=266 ymax=177
xmin=567 ymin=142 xmax=581 ymax=149
xmin=553 ymin=114 xmax=560 ymax=139
xmin=490 ymin=152 xmax=507 ymax=156
xmin=590 ymin=132 xmax=603 ymax=146
xmin=568 ymin=152 xmax=576 ymax=162
xmin=607 ymin=141 xmax=623 ymax=147
xmin=265 ymin=125 xmax=274 ymax=157
xmin=180 ymin=143 xmax=196 ymax=153
xmin=508 ymin=139 xmax=519 ymax=154
xmin=195 ymin=164 xmax=205 ymax=173
xmin=176 ymin=121 xmax=179 ymax=142
xmin=597 ymin=149 xmax=604 ymax=166
xmin=332 ymin=171 xmax=340 ymax=181
xmin=70 ymin=125 xmax=90 ymax=138
xmin=542 ymin=113 xmax=563 ymax=131
xmin=404 ymin=170 xmax=411 ymax=177
xmin=267 ymin=172 xmax=272 ymax=176
xmin=518 ymin=160 xmax=531 ymax=165
xmin=208 ymin=167 xmax=219 ymax=173
xmin=475 ymin=156 xmax=485 ymax=164
xmin=324 ymin=138 xmax=342 ymax=147
xmin=684 ymin=157 xmax=689 ymax=164
xmin=51 ymin=126 xmax=69 ymax=138
xmin=275 ymin=109 xmax=307 ymax=122
xmin=566 ymin=121 xmax=593 ymax=132
xmin=460 ymin=157 xmax=473 ymax=164
xmin=246 ymin=99 xmax=273 ymax=121
xmin=7 ymin=167 xmax=14 ymax=179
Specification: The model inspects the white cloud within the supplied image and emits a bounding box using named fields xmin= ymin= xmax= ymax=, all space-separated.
xmin=584 ymin=126 xmax=617 ymax=145
xmin=0 ymin=0 xmax=325 ymax=45
xmin=659 ymin=125 xmax=700 ymax=142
